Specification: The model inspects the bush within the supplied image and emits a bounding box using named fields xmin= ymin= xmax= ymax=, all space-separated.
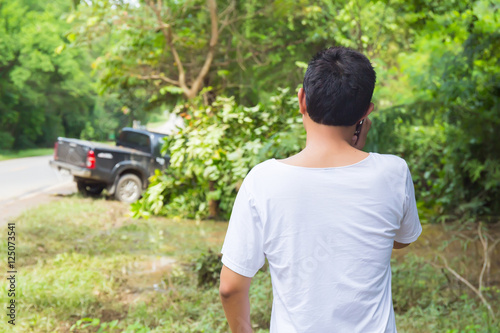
xmin=368 ymin=3 xmax=500 ymax=221
xmin=133 ymin=1 xmax=500 ymax=221
xmin=194 ymin=249 xmax=223 ymax=287
xmin=0 ymin=132 xmax=15 ymax=150
xmin=131 ymin=88 xmax=305 ymax=220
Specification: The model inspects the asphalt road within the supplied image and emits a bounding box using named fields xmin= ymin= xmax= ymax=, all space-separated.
xmin=0 ymin=155 xmax=76 ymax=223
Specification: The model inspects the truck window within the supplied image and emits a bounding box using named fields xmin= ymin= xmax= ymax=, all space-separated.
xmin=118 ymin=131 xmax=151 ymax=153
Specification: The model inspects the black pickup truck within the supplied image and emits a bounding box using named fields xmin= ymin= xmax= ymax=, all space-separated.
xmin=50 ymin=127 xmax=169 ymax=203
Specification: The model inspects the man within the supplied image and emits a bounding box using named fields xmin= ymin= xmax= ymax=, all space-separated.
xmin=219 ymin=46 xmax=422 ymax=333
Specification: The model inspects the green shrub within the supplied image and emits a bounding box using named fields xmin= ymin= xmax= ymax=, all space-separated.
xmin=0 ymin=131 xmax=15 ymax=150
xmin=131 ymin=88 xmax=305 ymax=220
xmin=133 ymin=0 xmax=500 ymax=221
xmin=369 ymin=2 xmax=500 ymax=221
xmin=391 ymin=255 xmax=448 ymax=313
xmin=193 ymin=249 xmax=223 ymax=287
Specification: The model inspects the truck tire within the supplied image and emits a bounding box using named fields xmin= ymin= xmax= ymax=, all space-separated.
xmin=115 ymin=174 xmax=142 ymax=203
xmin=77 ymin=180 xmax=105 ymax=197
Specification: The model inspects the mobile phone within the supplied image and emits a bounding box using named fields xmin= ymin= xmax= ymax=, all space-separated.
xmin=354 ymin=119 xmax=364 ymax=139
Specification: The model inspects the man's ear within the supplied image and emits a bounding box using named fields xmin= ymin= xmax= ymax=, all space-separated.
xmin=361 ymin=102 xmax=374 ymax=120
xmin=298 ymin=88 xmax=307 ymax=116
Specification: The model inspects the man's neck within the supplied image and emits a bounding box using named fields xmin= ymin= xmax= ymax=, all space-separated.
xmin=278 ymin=127 xmax=368 ymax=168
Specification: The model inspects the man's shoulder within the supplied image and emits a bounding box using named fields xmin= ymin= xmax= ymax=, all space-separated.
xmin=241 ymin=159 xmax=278 ymax=191
xmin=370 ymin=152 xmax=408 ymax=170
xmin=243 ymin=154 xmax=410 ymax=186
xmin=247 ymin=154 xmax=409 ymax=174
xmin=251 ymin=158 xmax=275 ymax=171
xmin=245 ymin=159 xmax=275 ymax=179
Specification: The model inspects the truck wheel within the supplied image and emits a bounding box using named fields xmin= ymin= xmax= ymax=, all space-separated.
xmin=77 ymin=180 xmax=105 ymax=197
xmin=115 ymin=174 xmax=142 ymax=203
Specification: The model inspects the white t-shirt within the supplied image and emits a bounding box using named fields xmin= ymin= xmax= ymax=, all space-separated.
xmin=221 ymin=152 xmax=422 ymax=333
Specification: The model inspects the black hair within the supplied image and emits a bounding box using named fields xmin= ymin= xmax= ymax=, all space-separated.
xmin=303 ymin=46 xmax=376 ymax=126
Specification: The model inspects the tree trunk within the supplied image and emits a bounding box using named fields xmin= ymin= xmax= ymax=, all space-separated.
xmin=208 ymin=180 xmax=219 ymax=219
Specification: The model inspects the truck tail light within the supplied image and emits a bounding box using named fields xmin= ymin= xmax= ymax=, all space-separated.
xmin=54 ymin=142 xmax=59 ymax=160
xmin=86 ymin=150 xmax=96 ymax=169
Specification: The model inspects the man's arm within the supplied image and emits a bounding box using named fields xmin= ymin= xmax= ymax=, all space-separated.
xmin=393 ymin=241 xmax=411 ymax=249
xmin=219 ymin=265 xmax=253 ymax=333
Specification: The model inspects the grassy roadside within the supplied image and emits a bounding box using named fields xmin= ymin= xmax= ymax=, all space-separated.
xmin=1 ymin=196 xmax=498 ymax=332
xmin=0 ymin=148 xmax=54 ymax=161
xmin=1 ymin=196 xmax=238 ymax=332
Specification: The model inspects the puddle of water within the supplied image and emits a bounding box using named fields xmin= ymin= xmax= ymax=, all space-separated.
xmin=122 ymin=256 xmax=176 ymax=291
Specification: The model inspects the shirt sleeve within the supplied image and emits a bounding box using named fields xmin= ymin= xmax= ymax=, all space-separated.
xmin=220 ymin=179 xmax=265 ymax=278
xmin=395 ymin=165 xmax=422 ymax=244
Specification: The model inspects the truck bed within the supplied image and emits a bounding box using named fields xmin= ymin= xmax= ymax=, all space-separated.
xmin=55 ymin=138 xmax=148 ymax=168
xmin=53 ymin=137 xmax=152 ymax=186
xmin=50 ymin=128 xmax=168 ymax=201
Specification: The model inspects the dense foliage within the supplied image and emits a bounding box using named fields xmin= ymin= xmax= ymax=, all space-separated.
xmin=367 ymin=1 xmax=500 ymax=220
xmin=132 ymin=88 xmax=304 ymax=219
xmin=1 ymin=0 xmax=498 ymax=219
xmin=0 ymin=0 xmax=94 ymax=148
xmin=131 ymin=0 xmax=500 ymax=221
xmin=0 ymin=0 xmax=157 ymax=148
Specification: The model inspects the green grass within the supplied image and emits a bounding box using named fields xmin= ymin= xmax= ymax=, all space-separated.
xmin=1 ymin=197 xmax=234 ymax=332
xmin=0 ymin=197 xmax=498 ymax=332
xmin=0 ymin=148 xmax=54 ymax=161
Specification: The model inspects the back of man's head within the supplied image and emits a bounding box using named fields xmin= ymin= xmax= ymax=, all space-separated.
xmin=303 ymin=46 xmax=376 ymax=126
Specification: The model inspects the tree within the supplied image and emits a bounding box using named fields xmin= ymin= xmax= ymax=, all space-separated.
xmin=142 ymin=0 xmax=220 ymax=99
xmin=70 ymin=0 xmax=499 ymax=220
xmin=367 ymin=0 xmax=500 ymax=219
xmin=0 ymin=0 xmax=96 ymax=148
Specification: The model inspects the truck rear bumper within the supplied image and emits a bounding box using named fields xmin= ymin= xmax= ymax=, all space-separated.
xmin=49 ymin=160 xmax=92 ymax=178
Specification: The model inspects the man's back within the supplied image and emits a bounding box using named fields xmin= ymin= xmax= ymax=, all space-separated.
xmin=221 ymin=153 xmax=421 ymax=332
xmin=219 ymin=47 xmax=422 ymax=333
